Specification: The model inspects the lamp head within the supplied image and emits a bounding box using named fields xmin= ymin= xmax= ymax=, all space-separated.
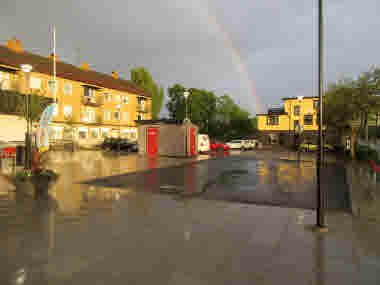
xmin=183 ymin=90 xmax=190 ymax=99
xmin=20 ymin=64 xmax=33 ymax=73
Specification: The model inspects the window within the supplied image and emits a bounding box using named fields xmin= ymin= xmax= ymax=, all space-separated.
xmin=294 ymin=106 xmax=300 ymax=116
xmin=267 ymin=116 xmax=279 ymax=125
xmin=137 ymin=114 xmax=142 ymax=121
xmin=101 ymin=128 xmax=110 ymax=138
xmin=115 ymin=95 xmax=121 ymax=102
xmin=78 ymin=128 xmax=88 ymax=139
xmin=294 ymin=120 xmax=299 ymax=129
xmin=114 ymin=111 xmax=120 ymax=120
xmin=304 ymin=115 xmax=313 ymax=125
xmin=130 ymin=131 xmax=137 ymax=139
xmin=63 ymin=105 xmax=72 ymax=117
xmin=82 ymin=109 xmax=95 ymax=122
xmin=30 ymin=77 xmax=41 ymax=89
xmin=138 ymin=97 xmax=146 ymax=110
xmin=104 ymin=93 xmax=112 ymax=102
xmin=104 ymin=110 xmax=111 ymax=121
xmin=84 ymin=87 xmax=96 ymax=98
xmin=63 ymin=82 xmax=72 ymax=95
xmin=313 ymin=101 xmax=319 ymax=109
xmin=0 ymin=71 xmax=10 ymax=90
xmin=49 ymin=126 xmax=63 ymax=140
xmin=122 ymin=112 xmax=129 ymax=121
xmin=53 ymin=105 xmax=59 ymax=117
xmin=122 ymin=95 xmax=129 ymax=104
xmin=48 ymin=80 xmax=58 ymax=93
xmin=90 ymin=128 xmax=99 ymax=139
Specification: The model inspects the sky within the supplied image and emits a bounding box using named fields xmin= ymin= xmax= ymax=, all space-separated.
xmin=1 ymin=0 xmax=380 ymax=116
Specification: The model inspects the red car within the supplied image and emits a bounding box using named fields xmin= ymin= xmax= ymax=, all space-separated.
xmin=210 ymin=141 xmax=229 ymax=152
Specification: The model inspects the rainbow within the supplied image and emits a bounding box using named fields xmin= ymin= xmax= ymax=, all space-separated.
xmin=200 ymin=3 xmax=262 ymax=114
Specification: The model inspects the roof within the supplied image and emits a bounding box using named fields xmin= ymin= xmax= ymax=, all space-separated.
xmin=0 ymin=45 xmax=152 ymax=98
xmin=268 ymin=107 xmax=287 ymax=115
xmin=256 ymin=113 xmax=289 ymax=117
xmin=282 ymin=96 xmax=319 ymax=101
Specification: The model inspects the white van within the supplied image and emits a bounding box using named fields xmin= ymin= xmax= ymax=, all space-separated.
xmin=198 ymin=134 xmax=210 ymax=153
xmin=227 ymin=140 xmax=245 ymax=150
xmin=246 ymin=139 xmax=258 ymax=149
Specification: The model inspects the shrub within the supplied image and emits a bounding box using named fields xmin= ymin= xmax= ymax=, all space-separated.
xmin=356 ymin=145 xmax=379 ymax=162
xmin=14 ymin=170 xmax=33 ymax=181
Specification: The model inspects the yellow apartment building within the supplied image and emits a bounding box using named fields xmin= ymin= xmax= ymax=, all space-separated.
xmin=257 ymin=96 xmax=319 ymax=145
xmin=0 ymin=37 xmax=152 ymax=143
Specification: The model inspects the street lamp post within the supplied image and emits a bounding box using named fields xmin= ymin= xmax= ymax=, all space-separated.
xmin=183 ymin=89 xmax=190 ymax=123
xmin=295 ymin=124 xmax=303 ymax=163
xmin=21 ymin=64 xmax=33 ymax=170
xmin=316 ymin=0 xmax=327 ymax=230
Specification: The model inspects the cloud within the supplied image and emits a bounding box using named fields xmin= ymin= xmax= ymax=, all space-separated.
xmin=0 ymin=0 xmax=380 ymax=115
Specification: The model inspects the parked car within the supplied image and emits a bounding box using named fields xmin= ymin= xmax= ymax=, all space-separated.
xmin=226 ymin=140 xmax=248 ymax=150
xmin=101 ymin=138 xmax=138 ymax=152
xmin=244 ymin=139 xmax=257 ymax=150
xmin=210 ymin=141 xmax=229 ymax=152
xmin=299 ymin=142 xmax=334 ymax=152
xmin=198 ymin=134 xmax=210 ymax=153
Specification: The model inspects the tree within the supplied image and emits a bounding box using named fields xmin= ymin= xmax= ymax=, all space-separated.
xmin=166 ymin=85 xmax=217 ymax=133
xmin=251 ymin=117 xmax=258 ymax=130
xmin=323 ymin=67 xmax=380 ymax=158
xmin=130 ymin=66 xmax=164 ymax=120
xmin=166 ymin=84 xmax=256 ymax=140
xmin=0 ymin=89 xmax=52 ymax=121
xmin=166 ymin=84 xmax=186 ymax=121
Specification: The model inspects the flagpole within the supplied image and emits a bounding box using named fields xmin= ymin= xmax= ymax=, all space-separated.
xmin=53 ymin=24 xmax=57 ymax=103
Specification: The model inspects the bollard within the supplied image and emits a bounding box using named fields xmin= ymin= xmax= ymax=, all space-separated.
xmin=16 ymin=145 xmax=25 ymax=166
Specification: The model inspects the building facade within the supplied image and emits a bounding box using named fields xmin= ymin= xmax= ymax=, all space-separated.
xmin=0 ymin=37 xmax=152 ymax=143
xmin=257 ymin=96 xmax=319 ymax=145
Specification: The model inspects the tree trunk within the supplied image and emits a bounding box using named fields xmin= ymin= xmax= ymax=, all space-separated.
xmin=364 ymin=112 xmax=369 ymax=142
xmin=351 ymin=127 xmax=357 ymax=160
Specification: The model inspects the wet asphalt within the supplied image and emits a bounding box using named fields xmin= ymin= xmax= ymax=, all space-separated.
xmin=0 ymin=150 xmax=378 ymax=284
xmin=82 ymin=154 xmax=350 ymax=212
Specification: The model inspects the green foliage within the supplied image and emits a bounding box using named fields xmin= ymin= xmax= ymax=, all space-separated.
xmin=130 ymin=66 xmax=164 ymax=119
xmin=355 ymin=144 xmax=379 ymax=162
xmin=167 ymin=84 xmax=186 ymax=121
xmin=14 ymin=169 xmax=33 ymax=181
xmin=324 ymin=67 xmax=380 ymax=139
xmin=0 ymin=89 xmax=53 ymax=122
xmin=39 ymin=169 xmax=59 ymax=180
xmin=251 ymin=117 xmax=258 ymax=130
xmin=166 ymin=86 xmax=255 ymax=140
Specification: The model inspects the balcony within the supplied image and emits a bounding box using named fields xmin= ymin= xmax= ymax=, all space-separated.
xmin=81 ymin=96 xmax=103 ymax=107
xmin=136 ymin=104 xmax=149 ymax=113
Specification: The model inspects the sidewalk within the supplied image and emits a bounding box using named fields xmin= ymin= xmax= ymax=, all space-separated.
xmin=1 ymin=150 xmax=379 ymax=284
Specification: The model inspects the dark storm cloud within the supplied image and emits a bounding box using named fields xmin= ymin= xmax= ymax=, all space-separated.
xmin=1 ymin=0 xmax=380 ymax=114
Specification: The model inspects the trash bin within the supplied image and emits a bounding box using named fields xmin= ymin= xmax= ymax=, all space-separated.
xmin=16 ymin=145 xmax=25 ymax=166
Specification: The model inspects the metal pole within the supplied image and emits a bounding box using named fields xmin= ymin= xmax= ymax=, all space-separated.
xmin=53 ymin=24 xmax=57 ymax=103
xmin=316 ymin=0 xmax=326 ymax=229
xmin=185 ymin=97 xmax=188 ymax=122
xmin=25 ymin=72 xmax=30 ymax=170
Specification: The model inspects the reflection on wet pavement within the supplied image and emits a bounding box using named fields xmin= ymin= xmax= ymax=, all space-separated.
xmin=0 ymin=150 xmax=378 ymax=284
xmin=83 ymin=154 xmax=349 ymax=211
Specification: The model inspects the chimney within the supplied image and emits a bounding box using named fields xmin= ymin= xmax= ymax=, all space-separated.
xmin=111 ymin=71 xmax=119 ymax=79
xmin=80 ymin=62 xmax=90 ymax=71
xmin=5 ymin=37 xmax=23 ymax=53
xmin=48 ymin=53 xmax=59 ymax=62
